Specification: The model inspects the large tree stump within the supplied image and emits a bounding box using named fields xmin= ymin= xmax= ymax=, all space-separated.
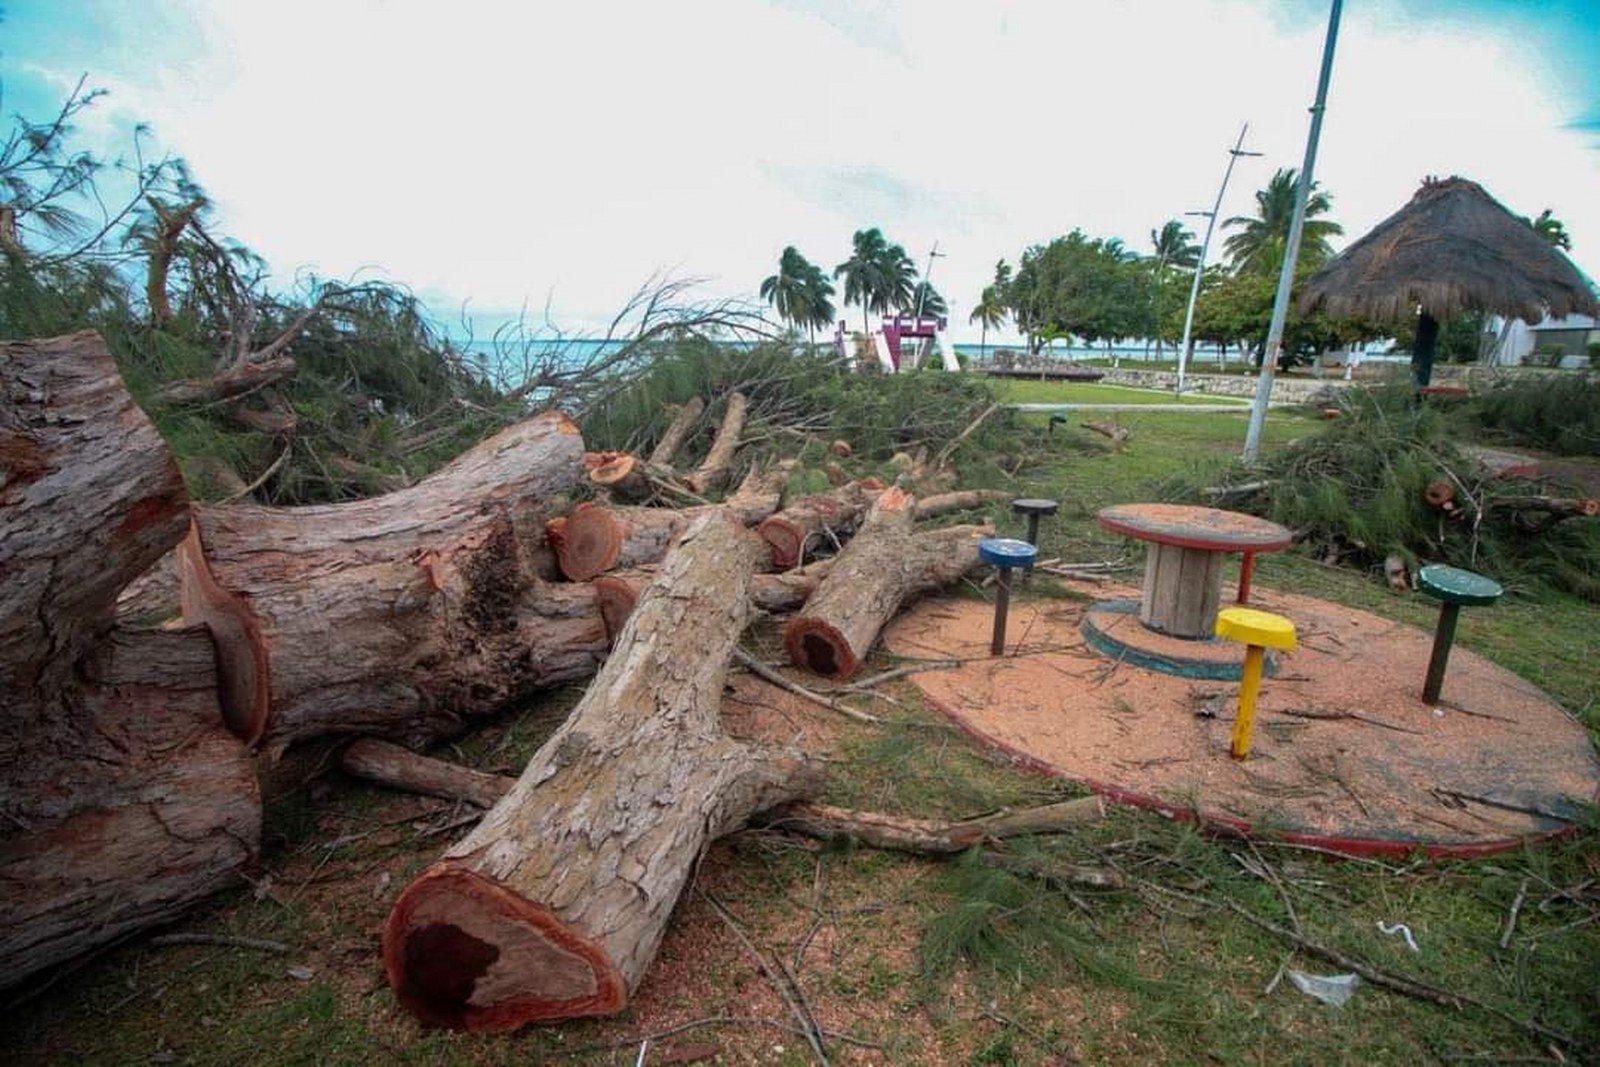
xmin=756 ymin=479 xmax=885 ymax=569
xmin=1 ymin=332 xmax=260 ymax=988
xmin=381 ymin=513 xmax=824 ymax=1030
xmin=179 ymin=411 xmax=608 ymax=749
xmin=785 ymin=491 xmax=989 ymax=678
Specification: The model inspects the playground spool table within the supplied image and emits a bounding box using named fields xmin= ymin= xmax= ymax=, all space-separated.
xmin=1097 ymin=503 xmax=1294 ymax=639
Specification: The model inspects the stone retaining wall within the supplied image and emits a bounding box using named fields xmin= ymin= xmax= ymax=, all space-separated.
xmin=1095 ymin=367 xmax=1353 ymax=404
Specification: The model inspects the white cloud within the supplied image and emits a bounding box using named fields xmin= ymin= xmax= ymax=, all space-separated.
xmin=27 ymin=0 xmax=1600 ymax=342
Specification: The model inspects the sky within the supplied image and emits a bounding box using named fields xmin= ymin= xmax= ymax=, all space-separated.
xmin=4 ymin=0 xmax=1598 ymax=345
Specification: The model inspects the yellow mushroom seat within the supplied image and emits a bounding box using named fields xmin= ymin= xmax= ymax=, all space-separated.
xmin=1214 ymin=607 xmax=1298 ymax=760
xmin=1214 ymin=607 xmax=1299 ymax=652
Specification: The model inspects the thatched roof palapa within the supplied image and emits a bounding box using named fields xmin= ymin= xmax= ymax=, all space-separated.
xmin=1298 ymin=176 xmax=1599 ymax=325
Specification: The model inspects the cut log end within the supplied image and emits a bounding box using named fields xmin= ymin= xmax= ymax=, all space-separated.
xmin=757 ymin=516 xmax=806 ymax=569
xmin=383 ymin=864 xmax=627 ymax=1031
xmin=783 ymin=618 xmax=859 ymax=679
xmin=546 ymin=503 xmax=624 ymax=581
xmin=592 ymin=574 xmax=644 ymax=646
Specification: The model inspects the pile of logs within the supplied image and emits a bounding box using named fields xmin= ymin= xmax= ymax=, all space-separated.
xmin=1 ymin=331 xmax=1007 ymax=1023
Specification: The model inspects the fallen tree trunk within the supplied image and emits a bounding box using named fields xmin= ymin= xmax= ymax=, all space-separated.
xmin=341 ymin=738 xmax=509 ymax=809
xmin=760 ymin=796 xmax=1106 ymax=854
xmin=785 ymin=490 xmax=987 ymax=678
xmin=181 ymin=411 xmax=608 ymax=749
xmin=756 ymin=479 xmax=885 ymax=569
xmin=1 ymin=331 xmax=260 ymax=988
xmin=647 ymin=396 xmax=705 ymax=466
xmin=684 ymin=391 xmax=747 ymax=494
xmin=382 ymin=513 xmax=825 ymax=1030
xmin=342 ymin=742 xmax=1108 ymax=861
xmin=914 ymin=489 xmax=1008 ymax=521
xmin=1485 ymin=494 xmax=1600 ymax=520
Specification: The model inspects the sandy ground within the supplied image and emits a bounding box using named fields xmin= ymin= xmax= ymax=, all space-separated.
xmin=884 ymin=584 xmax=1600 ymax=854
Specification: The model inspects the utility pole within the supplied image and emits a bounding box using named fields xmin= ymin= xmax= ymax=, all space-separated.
xmin=1176 ymin=124 xmax=1261 ymax=394
xmin=1242 ymin=0 xmax=1343 ymax=463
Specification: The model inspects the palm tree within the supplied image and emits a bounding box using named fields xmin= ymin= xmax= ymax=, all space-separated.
xmin=1223 ymin=168 xmax=1343 ymax=275
xmin=759 ymin=246 xmax=814 ymax=334
xmin=1150 ymin=220 xmax=1200 ymax=271
xmin=876 ymin=241 xmax=918 ymax=315
xmin=800 ymin=262 xmax=836 ymax=346
xmin=1529 ymin=209 xmax=1572 ymax=251
xmin=835 ymin=228 xmax=889 ymax=336
xmin=908 ymin=280 xmax=946 ymax=318
xmin=969 ymin=284 xmax=1007 ymax=362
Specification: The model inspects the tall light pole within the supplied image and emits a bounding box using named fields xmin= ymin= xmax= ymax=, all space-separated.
xmin=1176 ymin=124 xmax=1261 ymax=394
xmin=1243 ymin=0 xmax=1343 ymax=463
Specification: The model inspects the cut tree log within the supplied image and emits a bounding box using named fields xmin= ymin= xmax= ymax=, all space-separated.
xmin=340 ymin=742 xmax=1108 ymax=859
xmin=913 ymin=489 xmax=1008 ymax=521
xmin=180 ymin=411 xmax=607 ymax=749
xmin=1081 ymin=419 xmax=1130 ymax=444
xmin=1 ymin=330 xmax=192 ymax=693
xmin=1485 ymin=494 xmax=1600 ymax=520
xmin=586 ymin=451 xmax=652 ymax=501
xmin=647 ymin=396 xmax=705 ymax=466
xmin=592 ymin=556 xmax=840 ymax=643
xmin=785 ymin=489 xmax=988 ymax=679
xmin=1 ymin=625 xmax=262 ymax=988
xmin=1 ymin=332 xmax=259 ymax=988
xmin=546 ymin=463 xmax=793 ymax=583
xmin=760 ymin=796 xmax=1106 ymax=854
xmin=546 ymin=502 xmax=694 ymax=583
xmin=684 ymin=391 xmax=747 ymax=494
xmin=756 ymin=479 xmax=886 ymax=569
xmin=341 ymin=739 xmax=509 ymax=809
xmin=381 ymin=512 xmax=825 ymax=1030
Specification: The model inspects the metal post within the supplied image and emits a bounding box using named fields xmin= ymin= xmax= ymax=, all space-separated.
xmin=990 ymin=567 xmax=1013 ymax=656
xmin=1422 ymin=602 xmax=1460 ymax=705
xmin=911 ymin=241 xmax=943 ymax=369
xmin=1243 ymin=0 xmax=1344 ymax=463
xmin=1176 ymin=124 xmax=1259 ymax=395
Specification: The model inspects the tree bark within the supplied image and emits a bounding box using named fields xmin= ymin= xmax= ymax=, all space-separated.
xmin=647 ymin=396 xmax=705 ymax=467
xmin=684 ymin=392 xmax=747 ymax=494
xmin=381 ymin=513 xmax=825 ymax=1030
xmin=1 ymin=331 xmax=259 ymax=988
xmin=180 ymin=411 xmax=606 ymax=750
xmin=756 ymin=479 xmax=885 ymax=569
xmin=1 ymin=330 xmax=191 ymax=694
xmin=1 ymin=625 xmax=261 ymax=988
xmin=785 ymin=491 xmax=988 ymax=678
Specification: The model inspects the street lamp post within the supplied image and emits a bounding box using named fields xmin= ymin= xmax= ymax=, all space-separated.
xmin=1176 ymin=124 xmax=1261 ymax=394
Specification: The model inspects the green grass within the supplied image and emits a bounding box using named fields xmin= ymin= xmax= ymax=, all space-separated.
xmin=7 ymin=400 xmax=1598 ymax=1066
xmin=991 ymin=379 xmax=1250 ymax=406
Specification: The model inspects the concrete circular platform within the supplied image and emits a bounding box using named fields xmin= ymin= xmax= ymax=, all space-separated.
xmin=883 ymin=587 xmax=1600 ymax=857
